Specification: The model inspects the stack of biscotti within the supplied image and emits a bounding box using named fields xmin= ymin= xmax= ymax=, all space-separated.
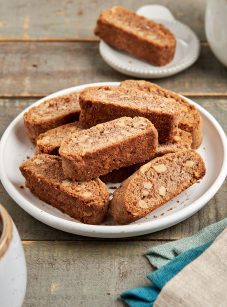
xmin=20 ymin=80 xmax=205 ymax=225
xmin=120 ymin=80 xmax=202 ymax=148
xmin=79 ymin=80 xmax=202 ymax=148
xmin=21 ymin=116 xmax=159 ymax=224
xmin=95 ymin=6 xmax=176 ymax=66
xmin=79 ymin=85 xmax=180 ymax=143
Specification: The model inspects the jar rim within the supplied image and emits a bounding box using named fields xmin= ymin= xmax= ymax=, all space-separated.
xmin=0 ymin=205 xmax=13 ymax=258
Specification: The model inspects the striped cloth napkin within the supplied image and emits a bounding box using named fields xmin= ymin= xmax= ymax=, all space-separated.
xmin=155 ymin=227 xmax=227 ymax=306
xmin=121 ymin=219 xmax=227 ymax=307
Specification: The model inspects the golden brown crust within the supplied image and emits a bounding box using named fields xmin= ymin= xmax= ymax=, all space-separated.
xmin=79 ymin=85 xmax=179 ymax=143
xmin=95 ymin=6 xmax=176 ymax=66
xmin=189 ymin=121 xmax=202 ymax=149
xmin=36 ymin=122 xmax=82 ymax=155
xmin=24 ymin=92 xmax=81 ymax=142
xmin=20 ymin=155 xmax=109 ymax=224
xmin=60 ymin=117 xmax=158 ymax=181
xmin=110 ymin=150 xmax=206 ymax=224
xmin=120 ymin=80 xmax=202 ymax=148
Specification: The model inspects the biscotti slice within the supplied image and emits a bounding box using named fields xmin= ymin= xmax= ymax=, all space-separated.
xmin=95 ymin=6 xmax=176 ymax=66
xmin=59 ymin=117 xmax=158 ymax=181
xmin=36 ymin=122 xmax=82 ymax=155
xmin=20 ymin=155 xmax=109 ymax=224
xmin=110 ymin=150 xmax=206 ymax=224
xmin=101 ymin=129 xmax=192 ymax=183
xmin=79 ymin=86 xmax=179 ymax=143
xmin=120 ymin=80 xmax=202 ymax=148
xmin=24 ymin=92 xmax=81 ymax=142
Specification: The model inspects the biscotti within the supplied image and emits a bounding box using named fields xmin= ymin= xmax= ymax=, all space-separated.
xmin=59 ymin=117 xmax=158 ymax=181
xmin=101 ymin=129 xmax=192 ymax=183
xmin=120 ymin=80 xmax=202 ymax=148
xmin=36 ymin=122 xmax=82 ymax=155
xmin=79 ymin=86 xmax=179 ymax=143
xmin=20 ymin=155 xmax=109 ymax=224
xmin=24 ymin=92 xmax=81 ymax=142
xmin=110 ymin=150 xmax=206 ymax=224
xmin=95 ymin=6 xmax=176 ymax=66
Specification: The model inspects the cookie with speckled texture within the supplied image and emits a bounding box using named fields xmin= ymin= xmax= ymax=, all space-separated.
xmin=110 ymin=150 xmax=206 ymax=224
xmin=95 ymin=6 xmax=176 ymax=66
xmin=20 ymin=154 xmax=109 ymax=225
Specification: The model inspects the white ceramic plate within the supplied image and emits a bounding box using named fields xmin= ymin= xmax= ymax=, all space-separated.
xmin=0 ymin=82 xmax=227 ymax=238
xmin=99 ymin=5 xmax=200 ymax=78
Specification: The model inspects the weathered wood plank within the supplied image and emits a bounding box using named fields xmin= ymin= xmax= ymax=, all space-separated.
xmin=0 ymin=42 xmax=227 ymax=97
xmin=1 ymin=98 xmax=226 ymax=241
xmin=22 ymin=240 xmax=158 ymax=307
xmin=0 ymin=0 xmax=206 ymax=41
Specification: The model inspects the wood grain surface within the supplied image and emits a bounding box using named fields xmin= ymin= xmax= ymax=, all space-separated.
xmin=0 ymin=0 xmax=206 ymax=41
xmin=23 ymin=240 xmax=155 ymax=307
xmin=0 ymin=43 xmax=227 ymax=97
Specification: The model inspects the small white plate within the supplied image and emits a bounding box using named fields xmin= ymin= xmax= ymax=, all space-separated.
xmin=0 ymin=82 xmax=227 ymax=238
xmin=99 ymin=5 xmax=200 ymax=78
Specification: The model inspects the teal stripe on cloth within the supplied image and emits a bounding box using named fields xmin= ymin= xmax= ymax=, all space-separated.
xmin=145 ymin=218 xmax=227 ymax=268
xmin=147 ymin=241 xmax=211 ymax=288
xmin=121 ymin=219 xmax=227 ymax=307
xmin=121 ymin=242 xmax=211 ymax=307
xmin=120 ymin=285 xmax=159 ymax=307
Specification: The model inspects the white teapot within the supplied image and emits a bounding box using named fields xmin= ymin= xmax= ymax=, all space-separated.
xmin=205 ymin=0 xmax=227 ymax=66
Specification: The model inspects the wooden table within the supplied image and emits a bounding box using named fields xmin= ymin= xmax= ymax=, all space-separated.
xmin=0 ymin=0 xmax=226 ymax=306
